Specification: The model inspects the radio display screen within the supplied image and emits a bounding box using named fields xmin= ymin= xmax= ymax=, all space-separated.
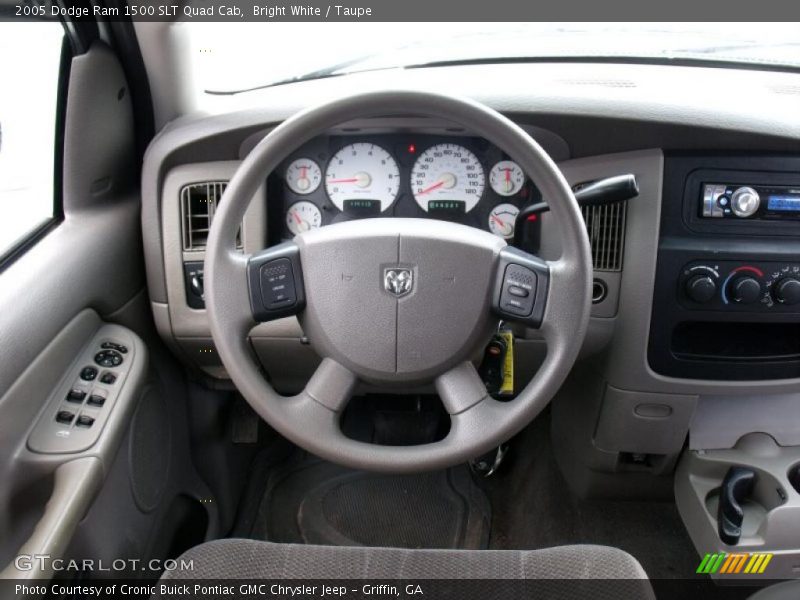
xmin=767 ymin=195 xmax=800 ymax=212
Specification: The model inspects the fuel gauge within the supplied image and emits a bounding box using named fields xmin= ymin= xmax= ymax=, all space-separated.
xmin=286 ymin=201 xmax=322 ymax=235
xmin=488 ymin=203 xmax=520 ymax=239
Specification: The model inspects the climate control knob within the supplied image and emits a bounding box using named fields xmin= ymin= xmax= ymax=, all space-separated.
xmin=729 ymin=276 xmax=762 ymax=304
xmin=730 ymin=186 xmax=761 ymax=218
xmin=685 ymin=274 xmax=717 ymax=303
xmin=774 ymin=277 xmax=800 ymax=305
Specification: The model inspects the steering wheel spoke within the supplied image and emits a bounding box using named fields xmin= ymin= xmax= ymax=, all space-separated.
xmin=435 ymin=362 xmax=490 ymax=415
xmin=304 ymin=358 xmax=358 ymax=412
xmin=491 ymin=246 xmax=550 ymax=328
xmin=246 ymin=241 xmax=306 ymax=322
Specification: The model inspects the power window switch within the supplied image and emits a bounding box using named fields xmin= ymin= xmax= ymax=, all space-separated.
xmin=80 ymin=366 xmax=98 ymax=381
xmin=100 ymin=372 xmax=117 ymax=385
xmin=87 ymin=394 xmax=106 ymax=407
xmin=76 ymin=415 xmax=95 ymax=428
xmin=56 ymin=410 xmax=75 ymax=424
xmin=66 ymin=389 xmax=87 ymax=403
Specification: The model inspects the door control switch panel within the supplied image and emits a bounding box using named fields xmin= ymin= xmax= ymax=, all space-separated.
xmin=28 ymin=328 xmax=142 ymax=455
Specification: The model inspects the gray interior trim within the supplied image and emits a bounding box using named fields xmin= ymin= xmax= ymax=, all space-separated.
xmin=161 ymin=161 xmax=266 ymax=339
xmin=690 ymin=394 xmax=800 ymax=450
xmin=0 ymin=458 xmax=102 ymax=580
xmin=676 ymin=434 xmax=800 ymax=580
xmin=0 ymin=312 xmax=148 ymax=579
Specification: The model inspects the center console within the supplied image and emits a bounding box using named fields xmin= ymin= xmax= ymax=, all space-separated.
xmin=649 ymin=155 xmax=800 ymax=381
xmin=655 ymin=155 xmax=800 ymax=580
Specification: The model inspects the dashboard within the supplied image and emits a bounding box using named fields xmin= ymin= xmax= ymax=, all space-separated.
xmin=267 ymin=134 xmax=541 ymax=244
xmin=140 ymin=59 xmax=800 ymax=510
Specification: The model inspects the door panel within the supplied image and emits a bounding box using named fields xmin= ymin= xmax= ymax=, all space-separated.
xmin=0 ymin=39 xmax=212 ymax=582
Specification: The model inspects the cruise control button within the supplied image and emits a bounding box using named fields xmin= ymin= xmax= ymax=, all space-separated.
xmin=76 ymin=415 xmax=95 ymax=428
xmin=67 ymin=389 xmax=87 ymax=403
xmin=499 ymin=264 xmax=537 ymax=317
xmin=88 ymin=394 xmax=106 ymax=407
xmin=56 ymin=410 xmax=75 ymax=424
xmin=260 ymin=258 xmax=297 ymax=310
xmin=80 ymin=366 xmax=98 ymax=381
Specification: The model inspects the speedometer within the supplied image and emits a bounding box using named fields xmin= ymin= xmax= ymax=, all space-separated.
xmin=325 ymin=143 xmax=399 ymax=212
xmin=411 ymin=143 xmax=485 ymax=212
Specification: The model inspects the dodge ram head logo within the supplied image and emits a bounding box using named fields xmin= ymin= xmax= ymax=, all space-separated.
xmin=383 ymin=268 xmax=413 ymax=297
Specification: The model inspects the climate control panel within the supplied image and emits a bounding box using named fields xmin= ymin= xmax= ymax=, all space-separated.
xmin=680 ymin=261 xmax=800 ymax=312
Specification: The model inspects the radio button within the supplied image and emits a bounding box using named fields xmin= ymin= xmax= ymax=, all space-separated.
xmin=774 ymin=278 xmax=800 ymax=306
xmin=730 ymin=186 xmax=761 ymax=218
xmin=702 ymin=185 xmax=715 ymax=216
xmin=730 ymin=276 xmax=762 ymax=304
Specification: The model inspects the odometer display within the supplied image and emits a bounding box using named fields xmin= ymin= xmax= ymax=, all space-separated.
xmin=411 ymin=143 xmax=485 ymax=212
xmin=428 ymin=200 xmax=466 ymax=213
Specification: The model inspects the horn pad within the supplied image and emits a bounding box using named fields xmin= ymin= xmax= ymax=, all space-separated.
xmin=296 ymin=219 xmax=505 ymax=384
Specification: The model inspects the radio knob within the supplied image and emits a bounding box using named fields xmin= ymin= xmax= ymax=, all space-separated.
xmin=774 ymin=277 xmax=800 ymax=305
xmin=730 ymin=187 xmax=761 ymax=218
xmin=685 ymin=274 xmax=717 ymax=303
xmin=730 ymin=276 xmax=762 ymax=304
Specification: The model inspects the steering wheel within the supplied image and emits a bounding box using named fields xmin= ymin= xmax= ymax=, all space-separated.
xmin=205 ymin=91 xmax=591 ymax=473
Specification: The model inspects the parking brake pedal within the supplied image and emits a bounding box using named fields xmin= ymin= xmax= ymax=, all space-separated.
xmin=718 ymin=466 xmax=756 ymax=545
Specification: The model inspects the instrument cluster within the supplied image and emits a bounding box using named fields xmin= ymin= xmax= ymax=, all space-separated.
xmin=269 ymin=134 xmax=538 ymax=243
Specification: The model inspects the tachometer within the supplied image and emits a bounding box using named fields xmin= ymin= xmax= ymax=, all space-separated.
xmin=285 ymin=158 xmax=322 ymax=195
xmin=325 ymin=143 xmax=399 ymax=212
xmin=286 ymin=201 xmax=322 ymax=235
xmin=488 ymin=203 xmax=520 ymax=239
xmin=411 ymin=143 xmax=485 ymax=212
xmin=489 ymin=161 xmax=525 ymax=196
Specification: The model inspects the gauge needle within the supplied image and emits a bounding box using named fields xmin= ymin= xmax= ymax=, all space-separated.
xmin=328 ymin=178 xmax=360 ymax=183
xmin=417 ymin=181 xmax=445 ymax=196
xmin=291 ymin=211 xmax=302 ymax=225
xmin=491 ymin=214 xmax=513 ymax=235
xmin=418 ymin=173 xmax=457 ymax=196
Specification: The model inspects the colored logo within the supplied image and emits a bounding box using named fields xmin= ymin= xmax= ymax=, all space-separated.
xmin=697 ymin=552 xmax=773 ymax=575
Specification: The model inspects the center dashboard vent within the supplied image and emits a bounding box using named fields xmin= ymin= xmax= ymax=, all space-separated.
xmin=581 ymin=201 xmax=627 ymax=271
xmin=181 ymin=181 xmax=241 ymax=251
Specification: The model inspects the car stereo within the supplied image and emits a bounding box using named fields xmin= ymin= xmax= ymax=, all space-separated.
xmin=701 ymin=183 xmax=800 ymax=220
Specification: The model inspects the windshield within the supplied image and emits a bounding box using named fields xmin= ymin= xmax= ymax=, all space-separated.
xmin=186 ymin=22 xmax=800 ymax=99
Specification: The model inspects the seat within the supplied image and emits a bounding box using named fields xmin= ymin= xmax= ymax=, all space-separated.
xmin=156 ymin=539 xmax=654 ymax=599
xmin=749 ymin=580 xmax=800 ymax=600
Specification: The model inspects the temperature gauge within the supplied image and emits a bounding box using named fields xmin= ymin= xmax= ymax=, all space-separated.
xmin=286 ymin=201 xmax=322 ymax=235
xmin=285 ymin=159 xmax=321 ymax=195
xmin=489 ymin=161 xmax=525 ymax=196
xmin=488 ymin=203 xmax=520 ymax=239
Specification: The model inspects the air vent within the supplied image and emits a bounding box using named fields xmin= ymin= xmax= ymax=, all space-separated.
xmin=181 ymin=182 xmax=240 ymax=251
xmin=581 ymin=201 xmax=627 ymax=271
